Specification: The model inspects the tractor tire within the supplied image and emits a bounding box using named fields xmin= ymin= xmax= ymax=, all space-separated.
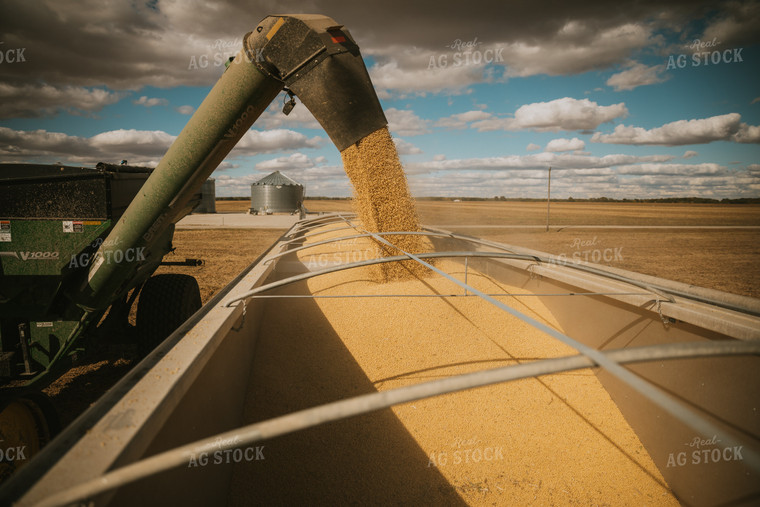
xmin=136 ymin=274 xmax=202 ymax=355
xmin=0 ymin=392 xmax=59 ymax=481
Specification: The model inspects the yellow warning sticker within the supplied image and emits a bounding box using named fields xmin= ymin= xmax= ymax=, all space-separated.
xmin=266 ymin=17 xmax=285 ymax=40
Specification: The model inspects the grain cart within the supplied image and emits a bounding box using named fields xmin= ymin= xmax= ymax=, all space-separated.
xmin=0 ymin=14 xmax=389 ymax=477
xmin=0 ymin=162 xmax=204 ymax=476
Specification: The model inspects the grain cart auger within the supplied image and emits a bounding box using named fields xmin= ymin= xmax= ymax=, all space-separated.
xmin=0 ymin=14 xmax=387 ymax=476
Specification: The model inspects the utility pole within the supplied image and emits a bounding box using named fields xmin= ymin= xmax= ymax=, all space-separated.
xmin=546 ymin=166 xmax=551 ymax=232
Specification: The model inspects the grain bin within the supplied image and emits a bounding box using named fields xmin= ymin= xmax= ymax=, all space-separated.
xmin=250 ymin=171 xmax=304 ymax=215
xmin=193 ymin=178 xmax=216 ymax=213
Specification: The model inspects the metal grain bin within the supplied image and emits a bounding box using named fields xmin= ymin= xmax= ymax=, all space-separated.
xmin=194 ymin=179 xmax=216 ymax=213
xmin=250 ymin=171 xmax=304 ymax=214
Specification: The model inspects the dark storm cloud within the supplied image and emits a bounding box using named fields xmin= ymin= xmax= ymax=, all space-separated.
xmin=1 ymin=0 xmax=757 ymax=94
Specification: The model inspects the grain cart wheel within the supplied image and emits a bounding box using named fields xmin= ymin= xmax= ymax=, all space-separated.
xmin=136 ymin=274 xmax=202 ymax=355
xmin=0 ymin=393 xmax=59 ymax=481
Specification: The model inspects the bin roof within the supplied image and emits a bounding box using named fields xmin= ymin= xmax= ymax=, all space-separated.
xmin=252 ymin=171 xmax=302 ymax=187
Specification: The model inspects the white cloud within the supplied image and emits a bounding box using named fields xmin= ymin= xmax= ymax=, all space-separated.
xmin=405 ymin=152 xmax=674 ymax=175
xmin=256 ymin=96 xmax=322 ymax=130
xmin=176 ymin=105 xmax=195 ymax=115
xmin=133 ymin=96 xmax=168 ymax=107
xmin=507 ymin=98 xmax=628 ymax=132
xmin=393 ymin=137 xmax=423 ymax=155
xmin=255 ymin=153 xmax=316 ymax=171
xmin=437 ymin=98 xmax=628 ymax=132
xmin=606 ymin=62 xmax=668 ymax=91
xmin=230 ymin=129 xmax=323 ymax=157
xmin=616 ymin=163 xmax=725 ymax=176
xmin=368 ymin=46 xmax=492 ymax=97
xmin=545 ymin=137 xmax=586 ymax=152
xmin=683 ymin=150 xmax=698 ymax=159
xmin=591 ymin=113 xmax=760 ymax=145
xmin=435 ymin=110 xmax=492 ymax=129
xmin=405 ymin=159 xmax=746 ymax=199
xmin=386 ymin=108 xmax=431 ymax=136
xmin=526 ymin=143 xmax=542 ymax=151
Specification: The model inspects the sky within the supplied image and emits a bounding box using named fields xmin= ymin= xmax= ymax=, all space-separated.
xmin=0 ymin=0 xmax=759 ymax=199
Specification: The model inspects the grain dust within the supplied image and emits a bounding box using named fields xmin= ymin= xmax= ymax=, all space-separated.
xmin=340 ymin=127 xmax=430 ymax=281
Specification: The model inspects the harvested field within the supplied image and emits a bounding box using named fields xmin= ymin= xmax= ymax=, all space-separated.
xmin=211 ymin=199 xmax=760 ymax=297
xmin=229 ymin=225 xmax=678 ymax=505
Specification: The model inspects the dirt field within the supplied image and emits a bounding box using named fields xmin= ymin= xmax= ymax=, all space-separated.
xmin=216 ymin=199 xmax=760 ymax=298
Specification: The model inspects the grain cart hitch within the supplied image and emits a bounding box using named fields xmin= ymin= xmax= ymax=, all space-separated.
xmin=0 ymin=14 xmax=387 ymax=475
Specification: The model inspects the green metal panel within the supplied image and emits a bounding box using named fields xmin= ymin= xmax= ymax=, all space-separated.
xmin=28 ymin=320 xmax=79 ymax=371
xmin=0 ymin=219 xmax=111 ymax=276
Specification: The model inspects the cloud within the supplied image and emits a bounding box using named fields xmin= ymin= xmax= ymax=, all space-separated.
xmin=393 ymin=137 xmax=423 ymax=155
xmin=700 ymin=0 xmax=760 ymax=48
xmin=435 ymin=110 xmax=493 ymax=129
xmin=507 ymin=98 xmax=628 ymax=131
xmin=256 ymin=96 xmax=322 ymax=130
xmin=176 ymin=105 xmax=195 ymax=115
xmin=405 ymin=151 xmax=674 ymax=174
xmin=545 ymin=137 xmax=586 ymax=152
xmin=591 ymin=113 xmax=760 ymax=145
xmin=437 ymin=98 xmax=628 ymax=133
xmin=615 ymin=163 xmax=725 ymax=176
xmin=0 ymin=126 xmax=323 ymax=166
xmin=1 ymin=1 xmax=755 ymax=116
xmin=606 ymin=62 xmax=668 ymax=91
xmin=0 ymin=82 xmax=123 ymax=119
xmin=526 ymin=143 xmax=542 ymax=151
xmin=683 ymin=150 xmax=698 ymax=159
xmin=501 ymin=22 xmax=656 ymax=77
xmin=133 ymin=96 xmax=168 ymax=107
xmin=229 ymin=129 xmax=323 ymax=157
xmin=0 ymin=126 xmax=170 ymax=164
xmin=386 ymin=108 xmax=431 ymax=136
xmin=255 ymin=152 xmax=316 ymax=171
xmin=405 ymin=158 xmax=748 ymax=199
xmin=368 ymin=48 xmax=492 ymax=97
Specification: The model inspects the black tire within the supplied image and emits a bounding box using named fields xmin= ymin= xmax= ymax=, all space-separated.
xmin=136 ymin=274 xmax=202 ymax=355
xmin=0 ymin=392 xmax=59 ymax=480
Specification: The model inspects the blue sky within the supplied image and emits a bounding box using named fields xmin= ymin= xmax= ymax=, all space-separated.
xmin=1 ymin=0 xmax=758 ymax=198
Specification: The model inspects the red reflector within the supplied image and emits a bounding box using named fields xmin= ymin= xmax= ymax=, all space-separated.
xmin=331 ymin=35 xmax=346 ymax=43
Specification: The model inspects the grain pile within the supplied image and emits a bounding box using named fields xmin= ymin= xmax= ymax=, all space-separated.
xmin=340 ymin=127 xmax=430 ymax=281
xmin=229 ymin=227 xmax=677 ymax=505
